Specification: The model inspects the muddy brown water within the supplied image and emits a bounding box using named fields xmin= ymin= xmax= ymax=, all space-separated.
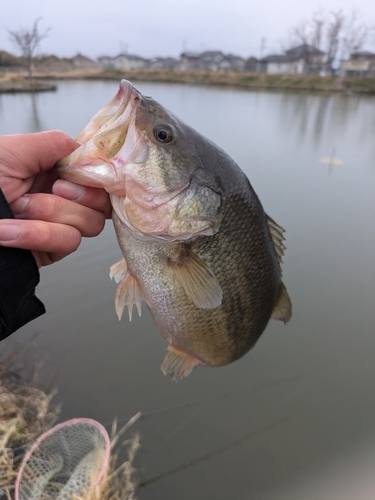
xmin=1 ymin=81 xmax=375 ymax=499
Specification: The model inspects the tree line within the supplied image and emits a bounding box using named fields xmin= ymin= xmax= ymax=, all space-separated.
xmin=282 ymin=9 xmax=375 ymax=73
xmin=5 ymin=11 xmax=375 ymax=79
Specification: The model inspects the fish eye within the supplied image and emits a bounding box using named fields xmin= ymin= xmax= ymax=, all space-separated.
xmin=153 ymin=124 xmax=175 ymax=144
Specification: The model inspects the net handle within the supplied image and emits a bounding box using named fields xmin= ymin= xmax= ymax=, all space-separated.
xmin=15 ymin=418 xmax=111 ymax=500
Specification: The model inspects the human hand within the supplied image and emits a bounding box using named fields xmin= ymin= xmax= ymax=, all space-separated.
xmin=0 ymin=131 xmax=111 ymax=267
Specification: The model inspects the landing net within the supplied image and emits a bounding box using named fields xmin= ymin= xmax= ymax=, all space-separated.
xmin=15 ymin=418 xmax=110 ymax=500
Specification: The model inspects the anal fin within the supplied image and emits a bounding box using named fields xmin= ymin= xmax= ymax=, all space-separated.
xmin=161 ymin=345 xmax=204 ymax=381
xmin=271 ymin=283 xmax=292 ymax=324
xmin=114 ymin=271 xmax=143 ymax=321
xmin=168 ymin=247 xmax=222 ymax=309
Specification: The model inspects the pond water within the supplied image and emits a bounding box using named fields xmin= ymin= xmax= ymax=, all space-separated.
xmin=1 ymin=81 xmax=375 ymax=499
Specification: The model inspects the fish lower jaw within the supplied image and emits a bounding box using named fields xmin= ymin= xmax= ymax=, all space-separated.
xmin=57 ymin=161 xmax=117 ymax=189
xmin=111 ymin=194 xmax=216 ymax=244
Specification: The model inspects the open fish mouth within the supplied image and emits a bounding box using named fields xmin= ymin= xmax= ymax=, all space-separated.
xmin=57 ymin=80 xmax=144 ymax=192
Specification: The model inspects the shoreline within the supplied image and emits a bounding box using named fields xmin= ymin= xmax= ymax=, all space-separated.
xmin=1 ymin=69 xmax=375 ymax=94
xmin=0 ymin=77 xmax=57 ymax=93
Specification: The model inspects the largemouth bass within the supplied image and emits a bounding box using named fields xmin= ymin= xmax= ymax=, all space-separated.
xmin=58 ymin=80 xmax=291 ymax=380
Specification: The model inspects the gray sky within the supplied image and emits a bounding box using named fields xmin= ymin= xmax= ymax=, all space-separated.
xmin=1 ymin=0 xmax=374 ymax=60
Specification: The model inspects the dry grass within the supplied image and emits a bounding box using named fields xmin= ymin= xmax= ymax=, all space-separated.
xmin=75 ymin=420 xmax=141 ymax=500
xmin=0 ymin=339 xmax=141 ymax=499
xmin=0 ymin=338 xmax=59 ymax=498
xmin=73 ymin=413 xmax=142 ymax=500
xmin=2 ymin=68 xmax=375 ymax=94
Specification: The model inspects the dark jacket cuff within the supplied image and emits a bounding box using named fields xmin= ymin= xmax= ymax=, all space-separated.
xmin=0 ymin=189 xmax=46 ymax=340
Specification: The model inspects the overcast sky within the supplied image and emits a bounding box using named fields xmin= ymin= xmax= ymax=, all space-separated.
xmin=1 ymin=0 xmax=374 ymax=60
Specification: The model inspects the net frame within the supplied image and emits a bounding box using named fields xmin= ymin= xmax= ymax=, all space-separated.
xmin=14 ymin=418 xmax=111 ymax=500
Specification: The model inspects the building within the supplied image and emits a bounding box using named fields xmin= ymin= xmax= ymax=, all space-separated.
xmin=258 ymin=54 xmax=305 ymax=75
xmin=179 ymin=52 xmax=203 ymax=71
xmin=113 ymin=54 xmax=149 ymax=70
xmin=179 ymin=51 xmax=245 ymax=72
xmin=98 ymin=54 xmax=149 ymax=70
xmin=222 ymin=54 xmax=246 ymax=72
xmin=340 ymin=51 xmax=375 ymax=77
xmin=259 ymin=44 xmax=325 ymax=75
xmin=71 ymin=53 xmax=98 ymax=69
xmin=244 ymin=57 xmax=259 ymax=72
xmin=97 ymin=55 xmax=114 ymax=68
xmin=148 ymin=57 xmax=179 ymax=70
xmin=285 ymin=44 xmax=325 ymax=74
xmin=199 ymin=51 xmax=225 ymax=71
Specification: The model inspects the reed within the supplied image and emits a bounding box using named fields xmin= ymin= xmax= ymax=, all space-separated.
xmin=0 ymin=340 xmax=141 ymax=499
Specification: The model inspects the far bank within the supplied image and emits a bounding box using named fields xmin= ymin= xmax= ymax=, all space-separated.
xmin=1 ymin=69 xmax=375 ymax=94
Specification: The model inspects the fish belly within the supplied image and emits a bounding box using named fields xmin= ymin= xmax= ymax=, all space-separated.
xmin=112 ymin=191 xmax=280 ymax=368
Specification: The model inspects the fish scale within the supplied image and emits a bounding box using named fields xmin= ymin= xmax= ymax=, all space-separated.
xmin=57 ymin=79 xmax=291 ymax=380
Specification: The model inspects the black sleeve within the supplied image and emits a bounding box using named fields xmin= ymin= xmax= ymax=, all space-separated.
xmin=0 ymin=189 xmax=46 ymax=340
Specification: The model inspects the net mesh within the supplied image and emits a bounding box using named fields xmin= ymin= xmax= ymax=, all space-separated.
xmin=15 ymin=418 xmax=110 ymax=500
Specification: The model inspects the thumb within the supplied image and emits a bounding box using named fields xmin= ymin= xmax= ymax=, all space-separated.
xmin=2 ymin=130 xmax=79 ymax=175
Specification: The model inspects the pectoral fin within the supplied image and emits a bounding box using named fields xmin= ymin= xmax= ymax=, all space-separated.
xmin=161 ymin=345 xmax=204 ymax=381
xmin=271 ymin=283 xmax=292 ymax=323
xmin=168 ymin=248 xmax=222 ymax=309
xmin=109 ymin=258 xmax=128 ymax=283
xmin=114 ymin=271 xmax=143 ymax=321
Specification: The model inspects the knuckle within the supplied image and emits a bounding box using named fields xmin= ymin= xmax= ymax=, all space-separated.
xmin=62 ymin=227 xmax=81 ymax=253
xmin=36 ymin=222 xmax=54 ymax=247
xmin=82 ymin=212 xmax=105 ymax=237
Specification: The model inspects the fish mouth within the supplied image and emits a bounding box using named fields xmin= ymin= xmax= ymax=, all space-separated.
xmin=57 ymin=80 xmax=143 ymax=191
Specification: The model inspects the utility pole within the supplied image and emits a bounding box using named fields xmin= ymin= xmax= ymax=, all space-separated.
xmin=260 ymin=37 xmax=266 ymax=59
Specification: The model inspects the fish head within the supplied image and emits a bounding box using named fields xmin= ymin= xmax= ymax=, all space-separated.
xmin=57 ymin=79 xmax=222 ymax=242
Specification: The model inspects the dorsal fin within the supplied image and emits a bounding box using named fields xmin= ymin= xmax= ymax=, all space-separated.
xmin=267 ymin=215 xmax=286 ymax=271
xmin=168 ymin=247 xmax=222 ymax=309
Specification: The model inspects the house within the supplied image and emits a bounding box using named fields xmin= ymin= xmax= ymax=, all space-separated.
xmin=199 ymin=51 xmax=225 ymax=71
xmin=112 ymin=54 xmax=149 ymax=70
xmin=285 ymin=44 xmax=325 ymax=73
xmin=71 ymin=53 xmax=98 ymax=69
xmin=179 ymin=51 xmax=245 ymax=72
xmin=258 ymin=54 xmax=305 ymax=75
xmin=340 ymin=51 xmax=375 ymax=77
xmin=97 ymin=55 xmax=114 ymax=68
xmin=244 ymin=57 xmax=259 ymax=72
xmin=98 ymin=54 xmax=149 ymax=70
xmin=259 ymin=44 xmax=325 ymax=75
xmin=222 ymin=54 xmax=246 ymax=72
xmin=148 ymin=57 xmax=179 ymax=70
xmin=179 ymin=52 xmax=203 ymax=71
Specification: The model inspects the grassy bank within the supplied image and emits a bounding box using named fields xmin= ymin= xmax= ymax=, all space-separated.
xmin=0 ymin=73 xmax=56 ymax=93
xmin=2 ymin=68 xmax=375 ymax=94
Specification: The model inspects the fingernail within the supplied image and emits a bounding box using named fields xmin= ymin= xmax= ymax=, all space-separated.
xmin=0 ymin=224 xmax=20 ymax=241
xmin=10 ymin=196 xmax=29 ymax=215
xmin=53 ymin=180 xmax=85 ymax=201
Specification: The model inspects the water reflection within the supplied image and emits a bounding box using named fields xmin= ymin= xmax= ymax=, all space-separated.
xmin=272 ymin=92 xmax=375 ymax=158
xmin=29 ymin=93 xmax=43 ymax=132
xmin=1 ymin=82 xmax=375 ymax=500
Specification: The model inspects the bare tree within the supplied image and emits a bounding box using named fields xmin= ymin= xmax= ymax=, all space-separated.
xmin=325 ymin=10 xmax=345 ymax=74
xmin=340 ymin=10 xmax=369 ymax=60
xmin=284 ymin=9 xmax=326 ymax=51
xmin=8 ymin=18 xmax=50 ymax=79
xmin=310 ymin=9 xmax=325 ymax=51
xmin=283 ymin=8 xmax=372 ymax=75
